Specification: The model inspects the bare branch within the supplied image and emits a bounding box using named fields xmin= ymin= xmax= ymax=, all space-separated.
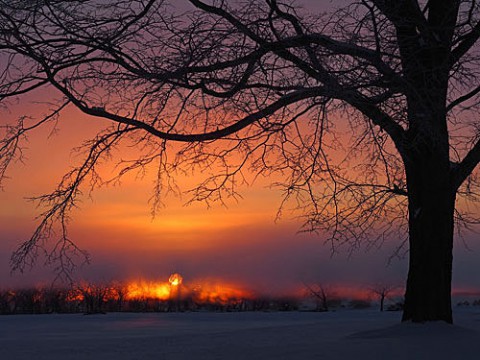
xmin=451 ymin=20 xmax=480 ymax=65
xmin=453 ymin=137 xmax=480 ymax=189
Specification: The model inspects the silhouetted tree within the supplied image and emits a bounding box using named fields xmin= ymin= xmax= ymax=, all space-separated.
xmin=42 ymin=287 xmax=69 ymax=313
xmin=77 ymin=282 xmax=108 ymax=314
xmin=370 ymin=283 xmax=397 ymax=311
xmin=304 ymin=283 xmax=336 ymax=311
xmin=1 ymin=0 xmax=480 ymax=323
xmin=110 ymin=281 xmax=128 ymax=312
xmin=0 ymin=289 xmax=14 ymax=314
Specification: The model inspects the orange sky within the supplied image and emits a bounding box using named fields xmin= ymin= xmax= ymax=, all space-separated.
xmin=0 ymin=101 xmax=410 ymax=292
xmin=1 ymin=0 xmax=480 ymax=296
xmin=1 ymin=101 xmax=479 ymax=296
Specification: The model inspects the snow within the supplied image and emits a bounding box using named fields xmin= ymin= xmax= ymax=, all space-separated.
xmin=1 ymin=309 xmax=480 ymax=359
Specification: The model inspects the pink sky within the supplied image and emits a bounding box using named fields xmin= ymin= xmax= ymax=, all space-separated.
xmin=1 ymin=0 xmax=479 ymax=295
xmin=1 ymin=103 xmax=478 ymax=294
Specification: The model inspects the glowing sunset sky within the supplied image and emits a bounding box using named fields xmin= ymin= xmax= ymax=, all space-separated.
xmin=1 ymin=0 xmax=479 ymax=296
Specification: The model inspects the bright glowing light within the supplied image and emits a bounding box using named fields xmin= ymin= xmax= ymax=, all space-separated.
xmin=61 ymin=277 xmax=251 ymax=305
xmin=125 ymin=280 xmax=171 ymax=300
xmin=169 ymin=273 xmax=183 ymax=287
xmin=191 ymin=281 xmax=252 ymax=305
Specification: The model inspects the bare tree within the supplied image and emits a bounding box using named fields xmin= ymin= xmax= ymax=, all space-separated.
xmin=77 ymin=282 xmax=109 ymax=314
xmin=303 ymin=282 xmax=336 ymax=311
xmin=1 ymin=0 xmax=480 ymax=323
xmin=370 ymin=283 xmax=397 ymax=311
xmin=110 ymin=281 xmax=128 ymax=312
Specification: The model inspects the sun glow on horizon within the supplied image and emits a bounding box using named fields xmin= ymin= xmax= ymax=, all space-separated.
xmin=168 ymin=273 xmax=183 ymax=287
xmin=125 ymin=280 xmax=171 ymax=300
xmin=72 ymin=275 xmax=255 ymax=304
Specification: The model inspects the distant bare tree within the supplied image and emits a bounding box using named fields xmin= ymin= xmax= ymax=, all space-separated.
xmin=110 ymin=281 xmax=128 ymax=312
xmin=1 ymin=0 xmax=480 ymax=323
xmin=77 ymin=282 xmax=108 ymax=314
xmin=304 ymin=282 xmax=336 ymax=311
xmin=0 ymin=289 xmax=14 ymax=314
xmin=0 ymin=290 xmax=18 ymax=314
xmin=370 ymin=283 xmax=397 ymax=311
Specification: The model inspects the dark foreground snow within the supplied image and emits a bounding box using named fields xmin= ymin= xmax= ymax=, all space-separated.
xmin=1 ymin=309 xmax=480 ymax=359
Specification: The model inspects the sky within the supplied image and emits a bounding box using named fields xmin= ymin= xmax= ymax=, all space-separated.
xmin=0 ymin=104 xmax=412 ymax=293
xmin=1 ymin=0 xmax=480 ymax=296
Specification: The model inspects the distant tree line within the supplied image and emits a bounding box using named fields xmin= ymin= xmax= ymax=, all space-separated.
xmin=0 ymin=283 xmax=296 ymax=315
xmin=0 ymin=281 xmax=421 ymax=315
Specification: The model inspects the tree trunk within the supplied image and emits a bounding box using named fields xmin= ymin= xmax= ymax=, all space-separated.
xmin=398 ymin=27 xmax=455 ymax=320
xmin=402 ymin=158 xmax=456 ymax=323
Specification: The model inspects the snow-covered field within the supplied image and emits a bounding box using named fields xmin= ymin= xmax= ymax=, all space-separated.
xmin=2 ymin=309 xmax=480 ymax=359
